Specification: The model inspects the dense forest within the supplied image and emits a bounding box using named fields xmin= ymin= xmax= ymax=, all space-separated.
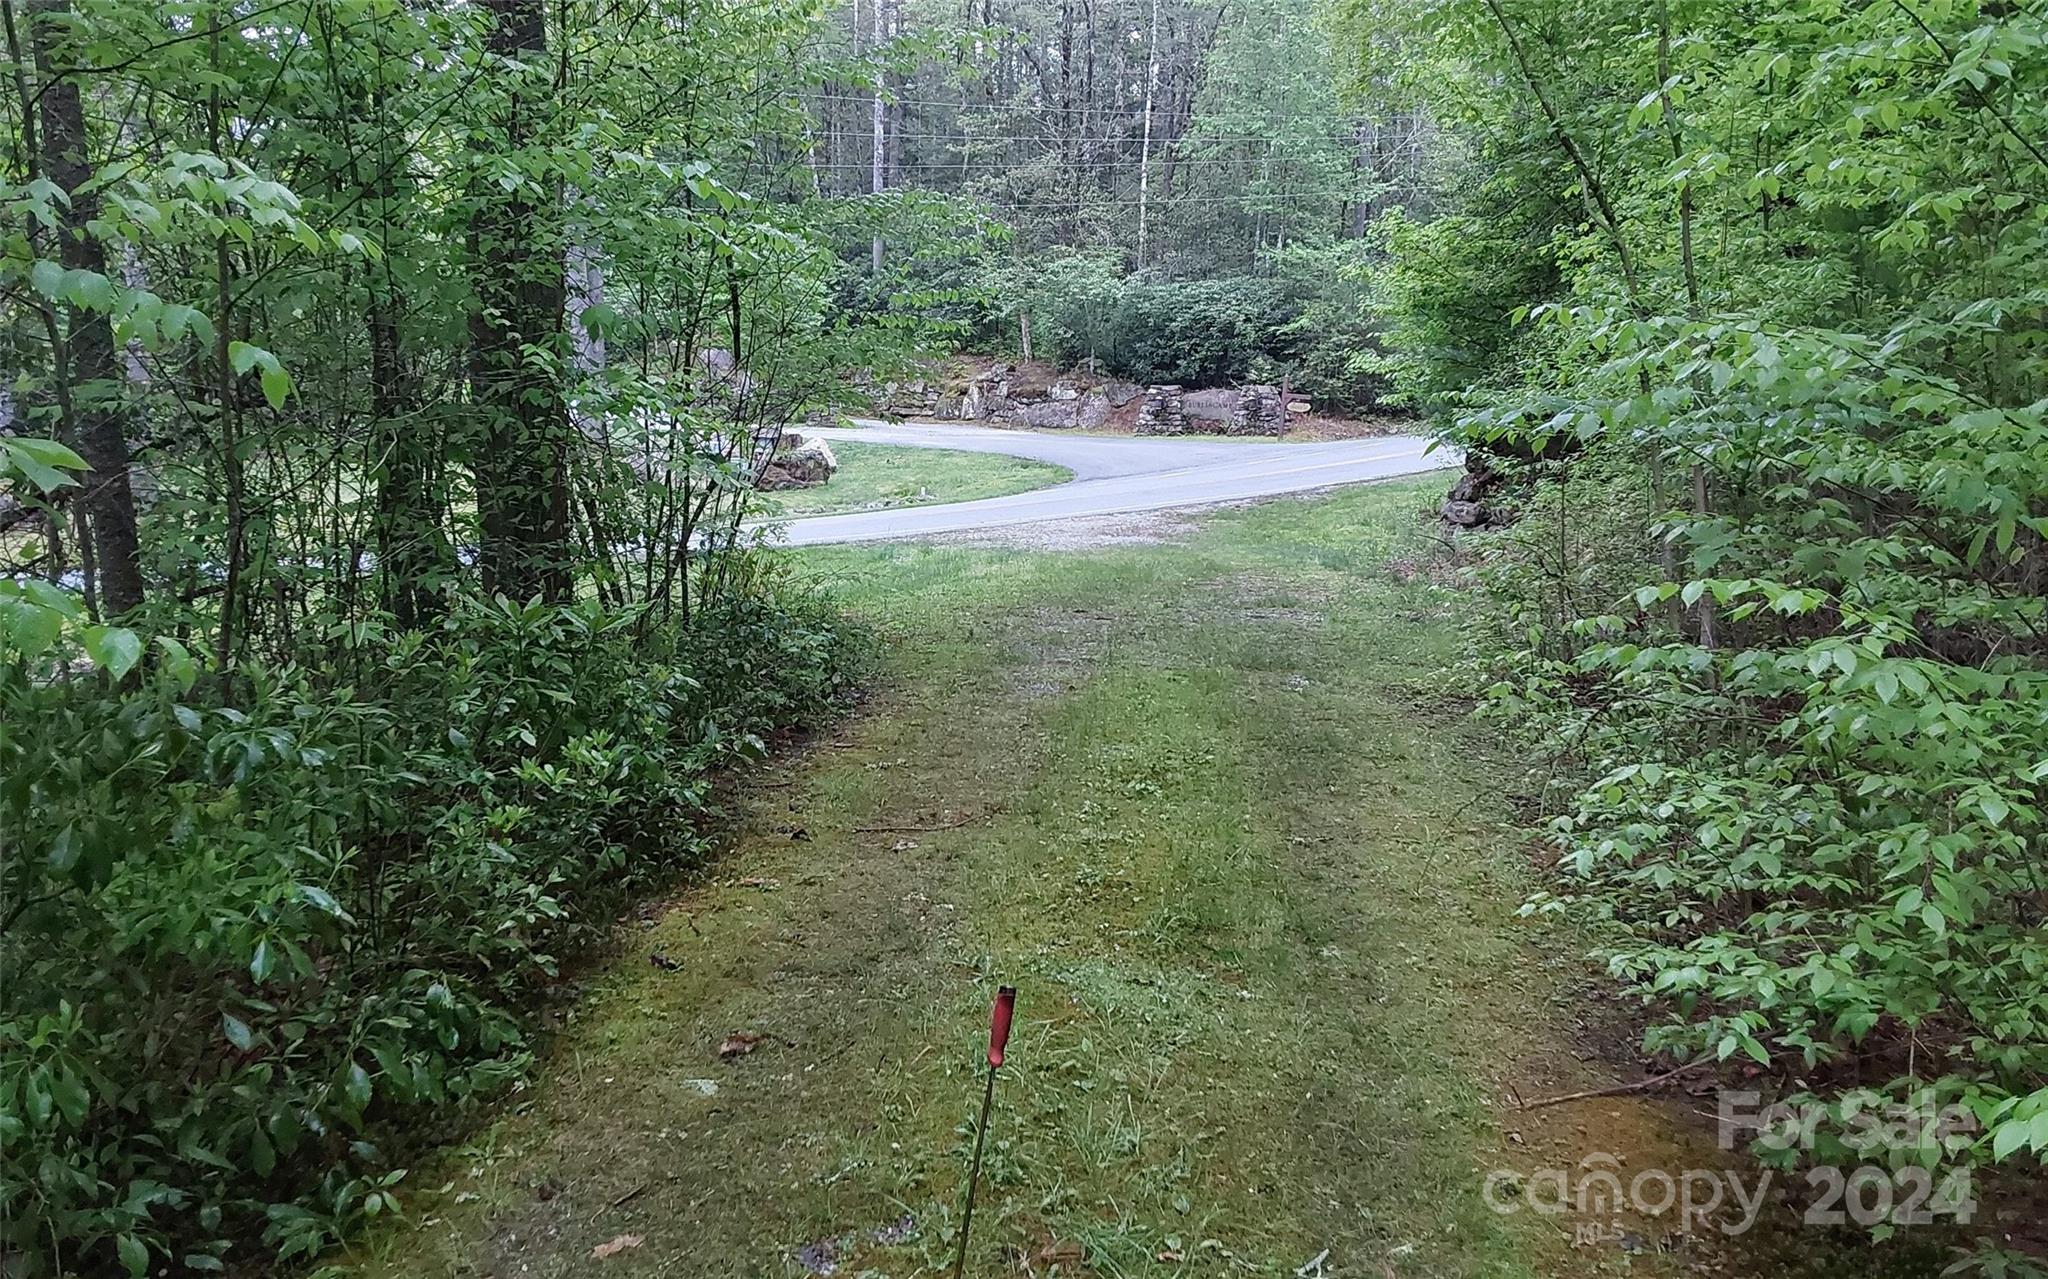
xmin=4 ymin=0 xmax=2048 ymax=1273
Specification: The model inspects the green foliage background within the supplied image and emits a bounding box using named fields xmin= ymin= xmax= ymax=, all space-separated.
xmin=1339 ymin=0 xmax=2048 ymax=1240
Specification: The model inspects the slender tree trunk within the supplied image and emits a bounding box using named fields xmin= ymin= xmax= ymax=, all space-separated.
xmin=1658 ymin=0 xmax=1716 ymax=650
xmin=24 ymin=0 xmax=145 ymax=618
xmin=1136 ymin=0 xmax=1159 ymax=270
xmin=1479 ymin=0 xmax=1644 ymax=301
xmin=565 ymin=198 xmax=624 ymax=606
xmin=1059 ymin=0 xmax=1075 ymax=242
xmin=870 ymin=0 xmax=886 ymax=273
xmin=1350 ymin=118 xmax=1375 ymax=237
xmin=323 ymin=1 xmax=444 ymax=630
xmin=471 ymin=0 xmax=569 ymax=602
xmin=209 ymin=3 xmax=248 ymax=657
xmin=367 ymin=290 xmax=443 ymax=627
xmin=885 ymin=0 xmax=903 ymax=187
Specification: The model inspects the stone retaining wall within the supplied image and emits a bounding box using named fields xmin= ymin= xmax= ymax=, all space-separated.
xmin=866 ymin=361 xmax=1289 ymax=436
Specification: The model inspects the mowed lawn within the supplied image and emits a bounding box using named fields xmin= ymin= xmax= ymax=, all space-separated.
xmin=343 ymin=477 xmax=1902 ymax=1279
xmin=753 ymin=440 xmax=1071 ymax=518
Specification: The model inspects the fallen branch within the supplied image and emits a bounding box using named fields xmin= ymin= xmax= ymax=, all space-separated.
xmin=1518 ymin=1060 xmax=1706 ymax=1110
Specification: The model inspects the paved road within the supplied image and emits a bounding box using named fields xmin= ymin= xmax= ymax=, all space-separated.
xmin=759 ymin=421 xmax=1451 ymax=546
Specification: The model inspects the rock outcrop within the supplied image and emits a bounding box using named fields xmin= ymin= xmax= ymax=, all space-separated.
xmin=755 ymin=432 xmax=839 ymax=491
xmin=1439 ymin=455 xmax=1501 ymax=529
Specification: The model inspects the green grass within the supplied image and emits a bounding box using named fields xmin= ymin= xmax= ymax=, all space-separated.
xmin=342 ymin=476 xmax=1906 ymax=1279
xmin=754 ymin=440 xmax=1070 ymax=518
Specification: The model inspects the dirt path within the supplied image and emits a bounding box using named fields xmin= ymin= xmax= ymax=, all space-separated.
xmin=347 ymin=478 xmax=1901 ymax=1279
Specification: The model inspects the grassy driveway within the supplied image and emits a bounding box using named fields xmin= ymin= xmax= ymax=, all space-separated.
xmin=343 ymin=477 xmax=1891 ymax=1279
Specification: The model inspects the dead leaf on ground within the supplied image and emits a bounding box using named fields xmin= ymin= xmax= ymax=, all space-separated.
xmin=719 ymin=1031 xmax=766 ymax=1059
xmin=592 ymin=1233 xmax=645 ymax=1260
xmin=737 ymin=876 xmax=781 ymax=890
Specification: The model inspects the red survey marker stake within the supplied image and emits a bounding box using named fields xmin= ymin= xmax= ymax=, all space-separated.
xmin=950 ymin=985 xmax=1016 ymax=1279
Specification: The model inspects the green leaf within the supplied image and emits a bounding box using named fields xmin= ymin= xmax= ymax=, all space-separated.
xmin=0 ymin=596 xmax=65 ymax=656
xmin=228 ymin=340 xmax=277 ymax=378
xmin=81 ymin=626 xmax=144 ymax=679
xmin=345 ymin=1061 xmax=373 ymax=1110
xmin=155 ymin=637 xmax=198 ymax=692
xmin=48 ymin=1069 xmax=89 ymax=1126
xmin=45 ymin=824 xmax=82 ymax=874
xmin=222 ymin=1013 xmax=254 ymax=1052
xmin=158 ymin=304 xmax=214 ymax=346
xmin=259 ymin=363 xmax=292 ymax=409
xmin=117 ymin=1233 xmax=148 ymax=1277
xmin=24 ymin=1072 xmax=52 ymax=1125
xmin=250 ymin=939 xmax=275 ymax=984
xmin=1 ymin=436 xmax=86 ymax=492
xmin=1993 ymin=1118 xmax=2029 ymax=1160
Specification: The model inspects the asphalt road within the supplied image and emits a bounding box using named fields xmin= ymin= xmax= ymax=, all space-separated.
xmin=759 ymin=421 xmax=1452 ymax=546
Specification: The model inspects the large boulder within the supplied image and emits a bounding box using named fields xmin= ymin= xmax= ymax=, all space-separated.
xmin=1181 ymin=387 xmax=1235 ymax=428
xmin=1076 ymin=391 xmax=1112 ymax=429
xmin=1439 ymin=455 xmax=1501 ymax=528
xmin=756 ymin=434 xmax=839 ymax=490
xmin=1103 ymin=381 xmax=1142 ymax=409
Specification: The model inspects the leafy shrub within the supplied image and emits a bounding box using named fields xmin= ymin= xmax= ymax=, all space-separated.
xmin=1373 ymin=0 xmax=2048 ymax=1215
xmin=1013 ymin=260 xmax=1394 ymax=414
xmin=1360 ymin=198 xmax=1562 ymax=424
xmin=1453 ymin=311 xmax=2048 ymax=1194
xmin=1097 ymin=278 xmax=1298 ymax=388
xmin=0 ymin=567 xmax=857 ymax=1274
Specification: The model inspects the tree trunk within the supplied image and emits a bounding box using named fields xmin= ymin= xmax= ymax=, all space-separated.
xmin=470 ymin=0 xmax=569 ymax=603
xmin=870 ymin=0 xmax=886 ymax=273
xmin=1136 ymin=0 xmax=1159 ymax=270
xmin=368 ymin=292 xmax=440 ymax=628
xmin=885 ymin=0 xmax=903 ymax=186
xmin=28 ymin=0 xmax=145 ymax=618
xmin=209 ymin=3 xmax=247 ymax=657
xmin=1350 ymin=118 xmax=1374 ymax=237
